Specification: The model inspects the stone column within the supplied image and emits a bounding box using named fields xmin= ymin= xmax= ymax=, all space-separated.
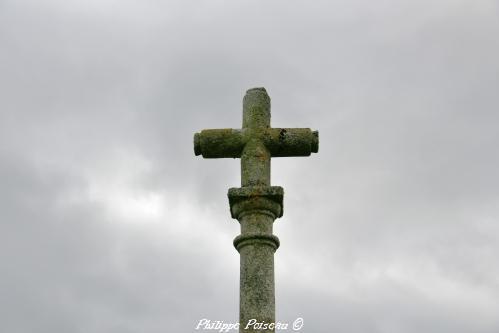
xmin=228 ymin=186 xmax=283 ymax=333
xmin=194 ymin=87 xmax=318 ymax=332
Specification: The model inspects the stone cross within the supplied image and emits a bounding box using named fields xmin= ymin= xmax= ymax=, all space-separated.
xmin=194 ymin=87 xmax=318 ymax=333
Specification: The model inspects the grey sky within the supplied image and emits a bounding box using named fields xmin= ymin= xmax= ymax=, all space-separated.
xmin=1 ymin=0 xmax=498 ymax=332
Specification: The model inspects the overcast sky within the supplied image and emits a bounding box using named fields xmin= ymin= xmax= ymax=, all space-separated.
xmin=1 ymin=0 xmax=499 ymax=332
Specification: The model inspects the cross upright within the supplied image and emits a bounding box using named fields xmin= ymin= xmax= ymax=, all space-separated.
xmin=194 ymin=87 xmax=318 ymax=333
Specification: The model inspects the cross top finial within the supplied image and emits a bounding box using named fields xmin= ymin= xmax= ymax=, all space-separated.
xmin=243 ymin=88 xmax=271 ymax=129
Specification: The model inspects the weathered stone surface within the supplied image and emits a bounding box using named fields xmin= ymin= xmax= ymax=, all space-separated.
xmin=193 ymin=88 xmax=319 ymax=163
xmin=238 ymin=235 xmax=276 ymax=332
xmin=243 ymin=87 xmax=271 ymax=129
xmin=263 ymin=128 xmax=319 ymax=157
xmin=193 ymin=88 xmax=318 ymax=333
xmin=194 ymin=129 xmax=244 ymax=158
xmin=228 ymin=186 xmax=283 ymax=219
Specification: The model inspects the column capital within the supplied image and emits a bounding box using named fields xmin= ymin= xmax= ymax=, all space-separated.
xmin=228 ymin=186 xmax=284 ymax=220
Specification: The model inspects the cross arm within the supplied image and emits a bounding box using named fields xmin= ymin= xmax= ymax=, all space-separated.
xmin=263 ymin=128 xmax=319 ymax=157
xmin=194 ymin=129 xmax=245 ymax=158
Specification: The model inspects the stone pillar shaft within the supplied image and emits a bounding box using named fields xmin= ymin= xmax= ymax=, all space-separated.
xmin=237 ymin=213 xmax=276 ymax=332
xmin=229 ymin=186 xmax=283 ymax=333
